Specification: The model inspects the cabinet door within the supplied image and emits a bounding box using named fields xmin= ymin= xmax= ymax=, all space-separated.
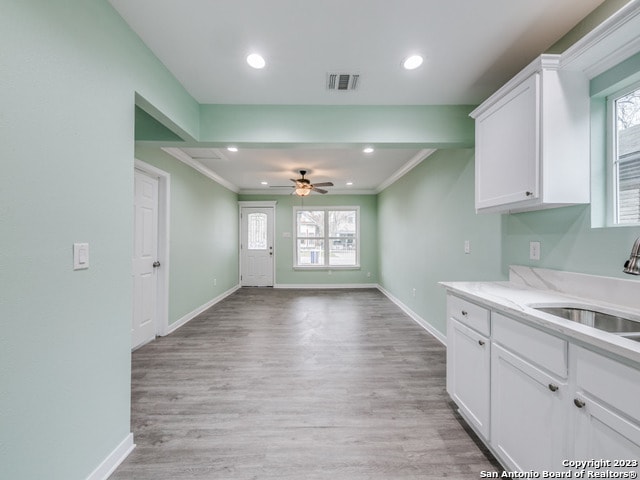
xmin=491 ymin=343 xmax=567 ymax=471
xmin=475 ymin=73 xmax=539 ymax=211
xmin=447 ymin=317 xmax=491 ymax=439
xmin=572 ymin=345 xmax=640 ymax=466
xmin=573 ymin=394 xmax=640 ymax=469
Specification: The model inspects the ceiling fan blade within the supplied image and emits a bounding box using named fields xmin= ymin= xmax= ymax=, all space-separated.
xmin=312 ymin=187 xmax=328 ymax=194
xmin=269 ymin=185 xmax=294 ymax=188
xmin=312 ymin=182 xmax=333 ymax=187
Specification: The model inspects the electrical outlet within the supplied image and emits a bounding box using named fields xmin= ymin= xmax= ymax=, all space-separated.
xmin=412 ymin=288 xmax=416 ymax=297
xmin=367 ymin=272 xmax=371 ymax=278
xmin=213 ymin=278 xmax=217 ymax=286
xmin=529 ymin=241 xmax=541 ymax=261
xmin=464 ymin=240 xmax=470 ymax=254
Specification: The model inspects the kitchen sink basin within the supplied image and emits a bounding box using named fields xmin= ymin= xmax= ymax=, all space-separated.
xmin=534 ymin=306 xmax=640 ymax=336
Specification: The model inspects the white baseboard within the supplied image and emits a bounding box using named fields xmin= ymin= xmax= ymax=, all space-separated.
xmin=274 ymin=283 xmax=378 ymax=289
xmin=86 ymin=433 xmax=134 ymax=480
xmin=377 ymin=285 xmax=446 ymax=346
xmin=163 ymin=284 xmax=241 ymax=336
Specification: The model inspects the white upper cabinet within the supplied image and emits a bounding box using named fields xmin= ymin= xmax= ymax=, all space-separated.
xmin=470 ymin=55 xmax=590 ymax=214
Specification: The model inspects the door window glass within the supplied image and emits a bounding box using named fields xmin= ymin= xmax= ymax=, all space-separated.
xmin=247 ymin=213 xmax=267 ymax=250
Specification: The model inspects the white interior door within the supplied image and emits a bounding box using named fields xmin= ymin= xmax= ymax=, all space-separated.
xmin=132 ymin=169 xmax=159 ymax=349
xmin=241 ymin=207 xmax=274 ymax=286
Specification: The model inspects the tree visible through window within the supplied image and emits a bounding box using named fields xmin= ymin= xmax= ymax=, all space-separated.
xmin=613 ymin=86 xmax=640 ymax=225
xmin=294 ymin=207 xmax=359 ymax=267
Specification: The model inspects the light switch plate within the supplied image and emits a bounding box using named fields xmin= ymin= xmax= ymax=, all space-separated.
xmin=529 ymin=241 xmax=541 ymax=261
xmin=73 ymin=243 xmax=89 ymax=270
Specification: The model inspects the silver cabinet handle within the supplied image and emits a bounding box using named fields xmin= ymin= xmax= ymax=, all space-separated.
xmin=461 ymin=310 xmax=468 ymax=316
xmin=526 ymin=191 xmax=533 ymax=197
xmin=548 ymin=384 xmax=559 ymax=392
xmin=574 ymin=398 xmax=586 ymax=408
xmin=478 ymin=340 xmax=485 ymax=346
xmin=153 ymin=261 xmax=161 ymax=268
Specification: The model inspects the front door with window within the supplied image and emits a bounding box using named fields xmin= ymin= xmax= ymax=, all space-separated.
xmin=240 ymin=207 xmax=274 ymax=286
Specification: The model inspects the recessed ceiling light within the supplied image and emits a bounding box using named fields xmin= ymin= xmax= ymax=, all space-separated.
xmin=363 ymin=147 xmax=374 ymax=154
xmin=346 ymin=182 xmax=354 ymax=186
xmin=246 ymin=53 xmax=266 ymax=69
xmin=403 ymin=55 xmax=423 ymax=70
xmin=227 ymin=146 xmax=238 ymax=152
xmin=261 ymin=181 xmax=268 ymax=185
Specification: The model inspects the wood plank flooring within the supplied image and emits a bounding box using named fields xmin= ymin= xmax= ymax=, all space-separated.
xmin=111 ymin=288 xmax=501 ymax=479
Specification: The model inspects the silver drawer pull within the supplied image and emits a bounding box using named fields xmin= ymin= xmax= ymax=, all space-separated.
xmin=574 ymin=398 xmax=586 ymax=408
xmin=461 ymin=310 xmax=468 ymax=316
xmin=526 ymin=191 xmax=533 ymax=196
xmin=548 ymin=384 xmax=559 ymax=392
xmin=478 ymin=340 xmax=485 ymax=346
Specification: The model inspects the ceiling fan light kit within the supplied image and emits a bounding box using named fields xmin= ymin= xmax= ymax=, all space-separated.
xmin=271 ymin=169 xmax=334 ymax=196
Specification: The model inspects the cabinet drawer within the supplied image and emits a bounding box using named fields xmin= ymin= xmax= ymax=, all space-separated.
xmin=492 ymin=312 xmax=567 ymax=377
xmin=448 ymin=295 xmax=490 ymax=336
xmin=573 ymin=345 xmax=640 ymax=421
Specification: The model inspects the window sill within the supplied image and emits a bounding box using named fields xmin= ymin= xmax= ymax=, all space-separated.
xmin=293 ymin=265 xmax=361 ymax=271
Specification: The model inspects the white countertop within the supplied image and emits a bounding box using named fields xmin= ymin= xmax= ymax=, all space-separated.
xmin=440 ymin=267 xmax=640 ymax=365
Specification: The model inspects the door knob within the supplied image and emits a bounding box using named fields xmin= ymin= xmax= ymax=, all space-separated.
xmin=153 ymin=261 xmax=161 ymax=268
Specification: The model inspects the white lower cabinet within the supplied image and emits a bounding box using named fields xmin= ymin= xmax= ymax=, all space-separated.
xmin=572 ymin=345 xmax=640 ymax=467
xmin=573 ymin=396 xmax=640 ymax=464
xmin=446 ymin=293 xmax=640 ymax=472
xmin=447 ymin=317 xmax=490 ymax=439
xmin=491 ymin=344 xmax=567 ymax=471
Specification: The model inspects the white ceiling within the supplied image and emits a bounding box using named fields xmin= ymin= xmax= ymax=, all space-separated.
xmin=163 ymin=146 xmax=431 ymax=193
xmin=110 ymin=0 xmax=606 ymax=194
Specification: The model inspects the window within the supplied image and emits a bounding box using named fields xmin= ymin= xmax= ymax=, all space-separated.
xmin=294 ymin=206 xmax=359 ymax=268
xmin=610 ymin=84 xmax=640 ymax=225
xmin=247 ymin=213 xmax=267 ymax=250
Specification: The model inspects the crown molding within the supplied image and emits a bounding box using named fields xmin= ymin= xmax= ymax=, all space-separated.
xmin=376 ymin=148 xmax=437 ymax=193
xmin=560 ymin=0 xmax=640 ymax=79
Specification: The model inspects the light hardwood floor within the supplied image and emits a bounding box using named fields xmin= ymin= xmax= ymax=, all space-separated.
xmin=111 ymin=288 xmax=501 ymax=479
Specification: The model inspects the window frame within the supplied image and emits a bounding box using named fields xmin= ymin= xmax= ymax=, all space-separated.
xmin=293 ymin=205 xmax=360 ymax=270
xmin=607 ymin=80 xmax=640 ymax=227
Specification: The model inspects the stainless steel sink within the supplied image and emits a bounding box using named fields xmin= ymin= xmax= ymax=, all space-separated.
xmin=534 ymin=306 xmax=640 ymax=337
xmin=618 ymin=333 xmax=640 ymax=343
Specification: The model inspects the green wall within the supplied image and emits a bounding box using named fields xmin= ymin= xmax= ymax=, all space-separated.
xmin=238 ymin=194 xmax=378 ymax=285
xmin=135 ymin=146 xmax=239 ymax=324
xmin=198 ymin=105 xmax=475 ymax=148
xmin=502 ymin=205 xmax=640 ymax=279
xmin=0 ymin=2 xmax=198 ymax=479
xmin=377 ymin=150 xmax=505 ymax=335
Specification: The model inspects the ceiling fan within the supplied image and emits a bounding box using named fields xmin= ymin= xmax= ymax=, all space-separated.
xmin=272 ymin=170 xmax=334 ymax=196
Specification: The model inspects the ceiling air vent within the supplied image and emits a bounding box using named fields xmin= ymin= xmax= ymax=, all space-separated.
xmin=327 ymin=73 xmax=360 ymax=91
